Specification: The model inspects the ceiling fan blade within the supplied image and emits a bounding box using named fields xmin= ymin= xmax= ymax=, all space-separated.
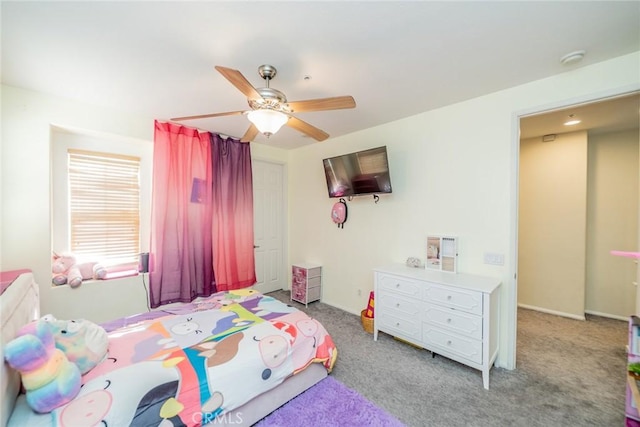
xmin=240 ymin=124 xmax=259 ymax=143
xmin=286 ymin=116 xmax=330 ymax=141
xmin=171 ymin=111 xmax=245 ymax=121
xmin=287 ymin=96 xmax=356 ymax=113
xmin=215 ymin=66 xmax=262 ymax=100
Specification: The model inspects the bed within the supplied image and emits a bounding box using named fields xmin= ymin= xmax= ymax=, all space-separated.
xmin=1 ymin=272 xmax=336 ymax=426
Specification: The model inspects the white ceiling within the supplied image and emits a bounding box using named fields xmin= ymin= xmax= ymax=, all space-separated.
xmin=2 ymin=1 xmax=639 ymax=150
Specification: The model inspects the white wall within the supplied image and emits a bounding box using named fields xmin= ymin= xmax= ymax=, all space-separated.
xmin=287 ymin=52 xmax=640 ymax=369
xmin=518 ymin=131 xmax=588 ymax=319
xmin=586 ymin=129 xmax=639 ymax=318
xmin=518 ymin=128 xmax=638 ymax=321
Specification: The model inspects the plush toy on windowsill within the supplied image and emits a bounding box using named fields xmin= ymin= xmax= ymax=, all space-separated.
xmin=51 ymin=252 xmax=107 ymax=288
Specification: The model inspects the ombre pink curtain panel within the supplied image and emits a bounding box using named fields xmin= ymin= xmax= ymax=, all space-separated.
xmin=211 ymin=134 xmax=256 ymax=291
xmin=149 ymin=121 xmax=214 ymax=308
xmin=149 ymin=121 xmax=256 ymax=307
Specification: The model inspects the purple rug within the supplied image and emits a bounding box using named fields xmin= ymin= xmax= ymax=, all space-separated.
xmin=255 ymin=376 xmax=405 ymax=427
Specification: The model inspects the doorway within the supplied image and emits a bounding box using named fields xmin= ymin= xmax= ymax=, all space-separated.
xmin=518 ymin=93 xmax=639 ymax=319
xmin=510 ymin=88 xmax=640 ymax=367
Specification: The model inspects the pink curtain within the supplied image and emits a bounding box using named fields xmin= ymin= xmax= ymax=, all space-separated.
xmin=149 ymin=121 xmax=214 ymax=308
xmin=211 ymin=134 xmax=256 ymax=291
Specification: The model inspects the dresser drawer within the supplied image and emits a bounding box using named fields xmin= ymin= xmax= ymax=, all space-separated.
xmin=377 ymin=274 xmax=421 ymax=298
xmin=424 ymin=283 xmax=483 ymax=315
xmin=378 ymin=311 xmax=420 ymax=340
xmin=423 ymin=304 xmax=482 ymax=340
xmin=379 ymin=292 xmax=421 ymax=318
xmin=423 ymin=325 xmax=482 ymax=364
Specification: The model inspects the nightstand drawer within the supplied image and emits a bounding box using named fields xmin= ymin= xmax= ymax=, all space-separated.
xmin=424 ymin=283 xmax=483 ymax=315
xmin=423 ymin=325 xmax=482 ymax=364
xmin=423 ymin=304 xmax=482 ymax=340
xmin=307 ymin=286 xmax=321 ymax=302
xmin=306 ymin=266 xmax=321 ymax=277
xmin=307 ymin=276 xmax=321 ymax=287
xmin=378 ymin=274 xmax=421 ymax=298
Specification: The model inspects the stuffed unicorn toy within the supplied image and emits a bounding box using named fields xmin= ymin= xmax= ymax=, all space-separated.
xmin=4 ymin=320 xmax=81 ymax=413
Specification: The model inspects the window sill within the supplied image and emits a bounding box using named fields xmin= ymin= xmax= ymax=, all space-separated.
xmin=52 ymin=270 xmax=144 ymax=289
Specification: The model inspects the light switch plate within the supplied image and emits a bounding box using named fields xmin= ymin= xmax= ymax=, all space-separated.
xmin=484 ymin=252 xmax=504 ymax=266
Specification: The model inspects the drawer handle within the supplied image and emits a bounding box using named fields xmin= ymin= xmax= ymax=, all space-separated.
xmin=447 ymin=318 xmax=452 ymax=323
xmin=396 ymin=303 xmax=400 ymax=308
xmin=396 ymin=322 xmax=400 ymax=327
xmin=447 ymin=295 xmax=452 ymax=300
xmin=447 ymin=340 xmax=452 ymax=346
xmin=396 ymin=283 xmax=400 ymax=288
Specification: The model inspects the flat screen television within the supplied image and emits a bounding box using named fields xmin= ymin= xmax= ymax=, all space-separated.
xmin=323 ymin=146 xmax=393 ymax=198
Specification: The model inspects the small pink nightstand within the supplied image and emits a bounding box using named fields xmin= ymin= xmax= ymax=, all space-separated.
xmin=291 ymin=263 xmax=322 ymax=307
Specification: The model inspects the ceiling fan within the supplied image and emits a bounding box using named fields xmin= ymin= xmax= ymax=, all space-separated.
xmin=171 ymin=65 xmax=356 ymax=142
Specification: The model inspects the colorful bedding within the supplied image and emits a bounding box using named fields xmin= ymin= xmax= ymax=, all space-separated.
xmin=51 ymin=290 xmax=337 ymax=426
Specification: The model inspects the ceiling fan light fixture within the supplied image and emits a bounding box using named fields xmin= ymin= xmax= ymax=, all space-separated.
xmin=247 ymin=109 xmax=288 ymax=137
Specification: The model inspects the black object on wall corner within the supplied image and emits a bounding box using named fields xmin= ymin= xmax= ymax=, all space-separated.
xmin=139 ymin=252 xmax=149 ymax=273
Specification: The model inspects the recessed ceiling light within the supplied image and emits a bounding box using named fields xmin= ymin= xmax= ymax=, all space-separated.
xmin=560 ymin=50 xmax=586 ymax=66
xmin=564 ymin=114 xmax=581 ymax=126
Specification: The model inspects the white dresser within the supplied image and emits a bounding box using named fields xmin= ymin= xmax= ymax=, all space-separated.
xmin=373 ymin=264 xmax=501 ymax=389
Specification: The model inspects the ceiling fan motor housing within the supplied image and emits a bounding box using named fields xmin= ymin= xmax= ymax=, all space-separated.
xmin=250 ymin=87 xmax=289 ymax=112
xmin=258 ymin=64 xmax=277 ymax=80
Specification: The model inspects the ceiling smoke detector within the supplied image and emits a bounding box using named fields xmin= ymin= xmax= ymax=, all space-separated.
xmin=560 ymin=50 xmax=586 ymax=66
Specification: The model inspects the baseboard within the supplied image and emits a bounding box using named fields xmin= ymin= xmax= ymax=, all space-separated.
xmin=517 ymin=303 xmax=586 ymax=321
xmin=319 ymin=299 xmax=360 ymax=316
xmin=584 ymin=310 xmax=628 ymax=322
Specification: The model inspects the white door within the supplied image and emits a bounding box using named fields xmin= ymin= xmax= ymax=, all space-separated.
xmin=252 ymin=160 xmax=286 ymax=294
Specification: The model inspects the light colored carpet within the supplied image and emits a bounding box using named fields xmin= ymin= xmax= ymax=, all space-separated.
xmin=268 ymin=290 xmax=628 ymax=426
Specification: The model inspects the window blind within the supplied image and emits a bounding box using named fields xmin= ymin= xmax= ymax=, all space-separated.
xmin=68 ymin=149 xmax=141 ymax=265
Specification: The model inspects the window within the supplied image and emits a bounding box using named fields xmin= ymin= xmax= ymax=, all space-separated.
xmin=67 ymin=149 xmax=141 ymax=265
xmin=51 ymin=126 xmax=152 ymax=272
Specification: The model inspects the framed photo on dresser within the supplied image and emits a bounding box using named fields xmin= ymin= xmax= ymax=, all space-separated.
xmin=427 ymin=235 xmax=458 ymax=273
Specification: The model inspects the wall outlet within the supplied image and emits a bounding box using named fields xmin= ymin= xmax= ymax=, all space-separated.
xmin=484 ymin=252 xmax=505 ymax=266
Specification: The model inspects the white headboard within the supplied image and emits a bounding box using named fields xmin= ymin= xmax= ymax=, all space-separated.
xmin=1 ymin=272 xmax=40 ymax=427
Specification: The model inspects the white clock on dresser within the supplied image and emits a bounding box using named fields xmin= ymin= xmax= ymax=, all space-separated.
xmin=373 ymin=264 xmax=501 ymax=389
